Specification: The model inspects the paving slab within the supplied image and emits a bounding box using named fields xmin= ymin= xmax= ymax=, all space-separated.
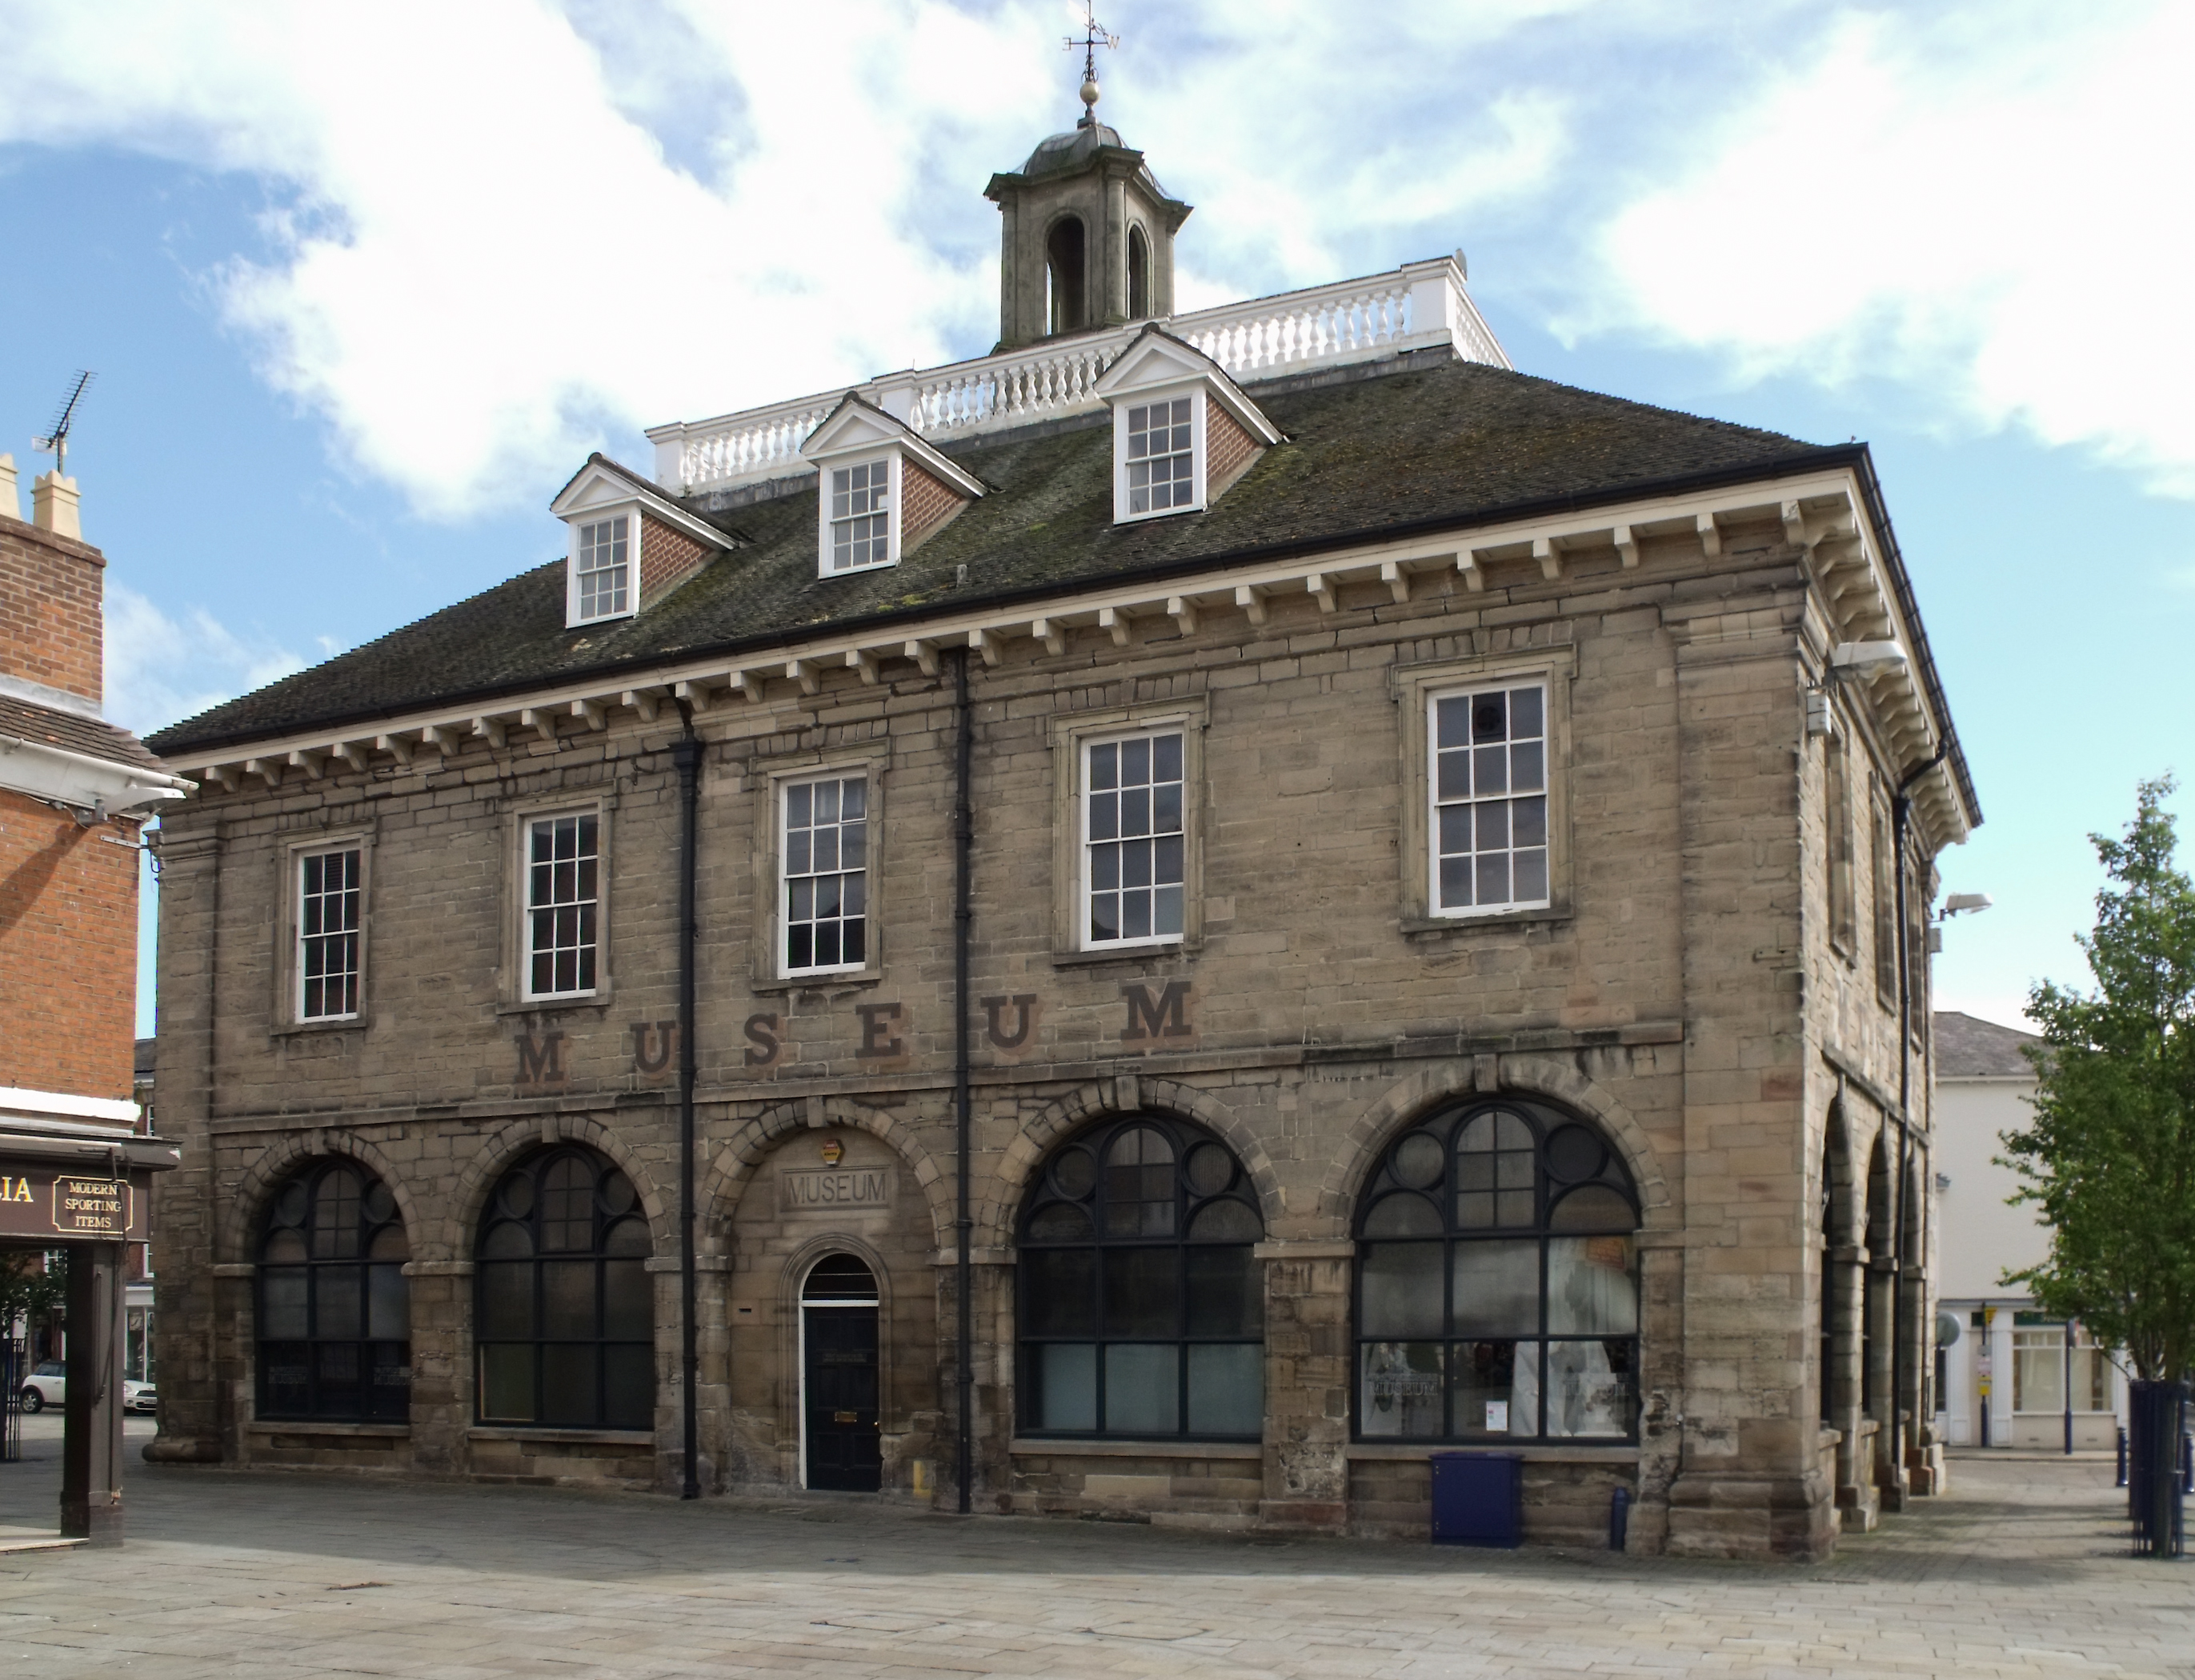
xmin=0 ymin=1426 xmax=2184 ymax=1677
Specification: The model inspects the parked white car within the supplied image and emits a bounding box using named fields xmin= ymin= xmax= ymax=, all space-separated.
xmin=17 ymin=1363 xmax=157 ymax=1414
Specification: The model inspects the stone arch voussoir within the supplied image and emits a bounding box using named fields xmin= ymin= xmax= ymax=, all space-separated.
xmin=1315 ymin=1054 xmax=1674 ymax=1238
xmin=439 ymin=1112 xmax=671 ymax=1261
xmin=700 ymin=1097 xmax=951 ymax=1257
xmin=980 ymin=1077 xmax=1277 ymax=1251
xmin=222 ymin=1130 xmax=428 ymax=1267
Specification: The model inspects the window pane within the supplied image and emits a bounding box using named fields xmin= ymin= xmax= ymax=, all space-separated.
xmin=1185 ymin=1246 xmax=1260 ymax=1336
xmin=262 ymin=1269 xmax=309 ymax=1340
xmin=479 ymin=1346 xmax=535 ymax=1422
xmin=2013 ymin=1332 xmax=2065 ymax=1412
xmin=543 ymin=1260 xmax=595 ymax=1338
xmin=1104 ymin=1344 xmax=1178 ymax=1435
xmin=1452 ymin=1240 xmax=1540 ymax=1336
xmin=1035 ymin=1344 xmax=1097 ymax=1432
xmin=1451 ymin=1338 xmax=1535 ymax=1437
xmin=1102 ymin=1248 xmax=1178 ymax=1338
xmin=1186 ymin=1344 xmax=1263 ymax=1436
xmin=479 ymin=1262 xmax=534 ymax=1339
xmin=260 ymin=1343 xmax=310 ymax=1415
xmin=1545 ymin=1339 xmax=1633 ymax=1438
xmin=317 ymin=1269 xmax=362 ymax=1339
xmin=1360 ymin=1342 xmax=1444 ymax=1438
xmin=603 ymin=1259 xmax=651 ymax=1339
xmin=1360 ymin=1243 xmax=1444 ymax=1338
xmin=603 ymin=1346 xmax=654 ymax=1430
xmin=1023 ymin=1249 xmax=1096 ymax=1337
xmin=541 ymin=1344 xmax=598 ymax=1428
xmin=367 ymin=1262 xmax=410 ymax=1340
xmin=1547 ymin=1237 xmax=1637 ymax=1334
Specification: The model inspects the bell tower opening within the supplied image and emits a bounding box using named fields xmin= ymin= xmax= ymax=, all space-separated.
xmin=983 ymin=58 xmax=1192 ymax=351
xmin=1047 ymin=217 xmax=1088 ymax=334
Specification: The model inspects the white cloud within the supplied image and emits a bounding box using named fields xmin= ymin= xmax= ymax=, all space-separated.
xmin=103 ymin=582 xmax=305 ymax=737
xmin=1588 ymin=2 xmax=2195 ymax=494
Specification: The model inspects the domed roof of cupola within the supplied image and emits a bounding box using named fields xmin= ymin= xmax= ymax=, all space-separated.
xmin=1013 ymin=122 xmax=1172 ymax=200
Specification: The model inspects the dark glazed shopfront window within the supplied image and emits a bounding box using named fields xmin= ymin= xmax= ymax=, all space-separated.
xmin=257 ymin=1161 xmax=411 ymax=1422
xmin=1018 ymin=1114 xmax=1264 ymax=1439
xmin=1355 ymin=1098 xmax=1639 ymax=1442
xmin=475 ymin=1147 xmax=655 ymax=1430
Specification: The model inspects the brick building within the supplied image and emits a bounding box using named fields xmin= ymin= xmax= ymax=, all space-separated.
xmin=143 ymin=104 xmax=1977 ymax=1558
xmin=0 ymin=452 xmax=188 ymax=1542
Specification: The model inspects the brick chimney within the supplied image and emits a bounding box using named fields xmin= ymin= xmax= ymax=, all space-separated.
xmin=1 ymin=467 xmax=104 ymax=710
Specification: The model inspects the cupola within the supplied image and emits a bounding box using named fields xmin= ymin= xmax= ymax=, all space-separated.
xmin=983 ymin=74 xmax=1191 ymax=350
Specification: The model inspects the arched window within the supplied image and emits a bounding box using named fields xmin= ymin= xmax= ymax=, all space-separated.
xmin=1128 ymin=225 xmax=1151 ymax=319
xmin=1863 ymin=1135 xmax=1889 ymax=1418
xmin=258 ymin=1160 xmax=411 ymax=1422
xmin=475 ymin=1147 xmax=654 ymax=1430
xmin=1046 ymin=215 xmax=1087 ymax=335
xmin=1018 ymin=1114 xmax=1264 ymax=1439
xmin=1356 ymin=1098 xmax=1639 ymax=1442
xmin=1819 ymin=1133 xmax=1837 ymax=1423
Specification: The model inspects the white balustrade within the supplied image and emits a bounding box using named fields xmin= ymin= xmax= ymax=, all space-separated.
xmin=650 ymin=258 xmax=1509 ymax=492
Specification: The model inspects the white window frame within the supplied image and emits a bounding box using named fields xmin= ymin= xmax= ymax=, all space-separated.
xmin=778 ymin=770 xmax=871 ymax=980
xmin=521 ymin=808 xmax=605 ymax=1002
xmin=1078 ymin=726 xmax=1190 ymax=952
xmin=1425 ymin=679 xmax=1553 ymax=920
xmin=567 ymin=507 xmax=637 ymax=627
xmin=817 ymin=453 xmax=900 ymax=578
xmin=1111 ymin=384 xmax=1205 ymax=524
xmin=294 ymin=843 xmax=365 ymax=1023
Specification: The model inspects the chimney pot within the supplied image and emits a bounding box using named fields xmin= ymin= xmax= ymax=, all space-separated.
xmin=0 ymin=454 xmax=16 ymax=521
xmin=31 ymin=471 xmax=80 ymax=540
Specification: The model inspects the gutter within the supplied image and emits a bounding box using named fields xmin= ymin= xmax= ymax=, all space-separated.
xmin=0 ymin=732 xmax=194 ymax=814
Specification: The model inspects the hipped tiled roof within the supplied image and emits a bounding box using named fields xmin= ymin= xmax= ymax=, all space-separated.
xmin=1934 ymin=1010 xmax=2041 ymax=1079
xmin=1 ymin=694 xmax=170 ymax=774
xmin=148 ymin=357 xmax=1837 ymax=757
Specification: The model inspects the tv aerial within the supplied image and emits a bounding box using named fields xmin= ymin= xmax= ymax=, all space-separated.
xmin=31 ymin=370 xmax=95 ymax=478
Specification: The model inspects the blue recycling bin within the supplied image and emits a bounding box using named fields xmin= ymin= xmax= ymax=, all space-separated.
xmin=1430 ymin=1451 xmax=1522 ymax=1547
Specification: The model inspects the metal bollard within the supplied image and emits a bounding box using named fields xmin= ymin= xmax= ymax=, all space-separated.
xmin=2184 ymin=1432 xmax=2193 ymax=1495
xmin=1609 ymin=1485 xmax=1631 ymax=1552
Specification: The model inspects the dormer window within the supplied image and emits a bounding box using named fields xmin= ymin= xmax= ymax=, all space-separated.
xmin=800 ymin=394 xmax=985 ymax=579
xmin=549 ymin=454 xmax=733 ymax=631
xmin=1126 ymin=397 xmax=1196 ymax=515
xmin=575 ymin=516 xmax=631 ymax=619
xmin=828 ymin=459 xmax=895 ymax=573
xmin=1095 ymin=325 xmax=1282 ymax=529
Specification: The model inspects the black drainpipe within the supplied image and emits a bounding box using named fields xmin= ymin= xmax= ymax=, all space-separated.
xmin=952 ymin=647 xmax=975 ymax=1514
xmin=1889 ymin=742 xmax=1947 ymax=1475
xmin=673 ymin=705 xmax=703 ymax=1501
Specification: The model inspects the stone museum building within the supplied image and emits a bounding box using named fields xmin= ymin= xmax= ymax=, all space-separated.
xmin=142 ymin=95 xmax=1979 ymax=1558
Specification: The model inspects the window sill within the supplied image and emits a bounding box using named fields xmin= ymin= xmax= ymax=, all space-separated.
xmin=1400 ymin=907 xmax=1568 ymax=936
xmin=269 ymin=1017 xmax=365 ymax=1040
xmin=495 ymin=991 xmax=615 ymax=1017
xmin=751 ymin=968 xmax=886 ymax=996
xmin=1051 ymin=940 xmax=1197 ymax=970
xmin=248 ymin=1420 xmax=410 ymax=1438
xmin=1348 ymin=1442 xmax=1638 ymax=1463
xmin=467 ymin=1426 xmax=655 ymax=1446
xmin=1009 ymin=1437 xmax=1260 ymax=1459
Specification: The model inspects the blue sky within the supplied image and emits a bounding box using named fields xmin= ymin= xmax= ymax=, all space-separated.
xmin=0 ymin=0 xmax=2188 ymax=1038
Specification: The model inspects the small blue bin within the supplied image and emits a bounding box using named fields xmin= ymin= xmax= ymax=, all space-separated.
xmin=1430 ymin=1450 xmax=1522 ymax=1547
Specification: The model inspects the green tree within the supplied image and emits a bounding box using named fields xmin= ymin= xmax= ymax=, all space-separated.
xmin=0 ymin=1250 xmax=66 ymax=1353
xmin=2002 ymin=776 xmax=2195 ymax=1382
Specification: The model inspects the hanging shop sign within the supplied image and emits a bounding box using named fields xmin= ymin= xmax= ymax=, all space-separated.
xmin=0 ymin=1167 xmax=144 ymax=1242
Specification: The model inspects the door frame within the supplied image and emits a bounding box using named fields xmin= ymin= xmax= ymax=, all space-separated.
xmin=795 ymin=1248 xmax=884 ymax=1491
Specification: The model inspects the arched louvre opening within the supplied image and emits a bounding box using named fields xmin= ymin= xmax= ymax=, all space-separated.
xmin=1017 ymin=1114 xmax=1264 ymax=1439
xmin=475 ymin=1147 xmax=654 ymax=1430
xmin=1046 ymin=215 xmax=1087 ymax=335
xmin=1355 ymin=1098 xmax=1640 ymax=1442
xmin=1128 ymin=225 xmax=1151 ymax=319
xmin=257 ymin=1161 xmax=411 ymax=1422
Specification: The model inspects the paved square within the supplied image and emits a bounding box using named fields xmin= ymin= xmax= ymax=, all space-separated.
xmin=0 ymin=1426 xmax=2185 ymax=1677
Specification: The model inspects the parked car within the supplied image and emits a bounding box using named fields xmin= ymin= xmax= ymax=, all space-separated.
xmin=18 ymin=1364 xmax=157 ymax=1414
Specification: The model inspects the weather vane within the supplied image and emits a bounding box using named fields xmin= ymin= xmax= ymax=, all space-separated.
xmin=1065 ymin=2 xmax=1118 ymax=126
xmin=31 ymin=370 xmax=95 ymax=480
